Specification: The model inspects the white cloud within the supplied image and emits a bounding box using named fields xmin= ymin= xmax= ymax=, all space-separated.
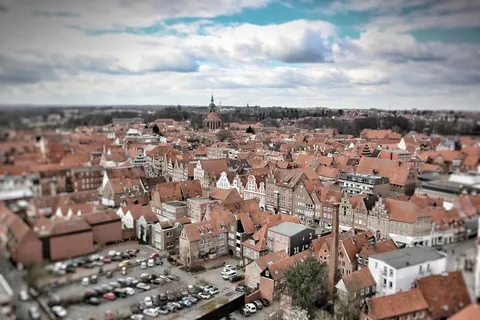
xmin=0 ymin=0 xmax=479 ymax=110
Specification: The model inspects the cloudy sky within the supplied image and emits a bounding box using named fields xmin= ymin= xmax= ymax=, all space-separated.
xmin=0 ymin=0 xmax=479 ymax=109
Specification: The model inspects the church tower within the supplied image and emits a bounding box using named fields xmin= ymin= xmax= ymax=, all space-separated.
xmin=204 ymin=94 xmax=223 ymax=131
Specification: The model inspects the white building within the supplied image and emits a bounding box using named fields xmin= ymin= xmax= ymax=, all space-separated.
xmin=242 ymin=175 xmax=266 ymax=210
xmin=216 ymin=172 xmax=233 ymax=190
xmin=368 ymin=246 xmax=447 ymax=297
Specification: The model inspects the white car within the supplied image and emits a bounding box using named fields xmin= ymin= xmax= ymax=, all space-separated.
xmin=144 ymin=296 xmax=153 ymax=307
xmin=81 ymin=277 xmax=89 ymax=286
xmin=136 ymin=257 xmax=146 ymax=263
xmin=141 ymin=262 xmax=147 ymax=269
xmin=131 ymin=315 xmax=145 ymax=320
xmin=245 ymin=303 xmax=257 ymax=313
xmin=143 ymin=308 xmax=158 ymax=317
xmin=224 ymin=264 xmax=235 ymax=270
xmin=108 ymin=250 xmax=117 ymax=256
xmin=136 ymin=283 xmax=151 ymax=291
xmin=19 ymin=290 xmax=29 ymax=301
xmin=52 ymin=305 xmax=68 ymax=318
xmin=125 ymin=287 xmax=135 ymax=296
xmin=147 ymin=259 xmax=155 ymax=267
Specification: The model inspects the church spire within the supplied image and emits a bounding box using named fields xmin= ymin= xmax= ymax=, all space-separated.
xmin=209 ymin=93 xmax=216 ymax=111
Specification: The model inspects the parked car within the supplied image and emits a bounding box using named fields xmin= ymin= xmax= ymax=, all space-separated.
xmin=125 ymin=287 xmax=135 ymax=296
xmin=152 ymin=278 xmax=164 ymax=285
xmin=19 ymin=290 xmax=29 ymax=301
xmin=136 ymin=257 xmax=146 ymax=263
xmin=203 ymin=285 xmax=213 ymax=292
xmin=230 ymin=275 xmax=245 ymax=283
xmin=151 ymin=295 xmax=160 ymax=307
xmin=157 ymin=307 xmax=169 ymax=315
xmin=160 ymin=275 xmax=171 ymax=283
xmin=209 ymin=287 xmax=219 ymax=295
xmin=164 ymin=303 xmax=177 ymax=313
xmin=252 ymin=300 xmax=263 ymax=310
xmin=103 ymin=257 xmax=111 ymax=264
xmin=144 ymin=296 xmax=153 ymax=307
xmin=113 ymin=288 xmax=127 ymax=298
xmin=121 ymin=266 xmax=127 ymax=275
xmin=224 ymin=264 xmax=235 ymax=270
xmin=106 ymin=271 xmax=114 ymax=279
xmin=223 ymin=270 xmax=237 ymax=280
xmin=198 ymin=292 xmax=211 ymax=299
xmin=184 ymin=296 xmax=198 ymax=304
xmin=235 ymin=285 xmax=246 ymax=292
xmin=226 ymin=314 xmax=236 ymax=320
xmin=155 ymin=258 xmax=163 ymax=265
xmin=179 ymin=299 xmax=192 ymax=307
xmin=170 ymin=302 xmax=183 ymax=310
xmin=143 ymin=308 xmax=158 ymax=317
xmin=112 ymin=255 xmax=122 ymax=261
xmin=138 ymin=301 xmax=147 ymax=311
xmin=136 ymin=283 xmax=151 ymax=291
xmin=119 ymin=260 xmax=131 ymax=268
xmin=259 ymin=298 xmax=270 ymax=307
xmin=85 ymin=297 xmax=101 ymax=305
xmin=245 ymin=303 xmax=256 ymax=313
xmin=51 ymin=305 xmax=67 ymax=318
xmin=28 ymin=307 xmax=41 ymax=320
xmin=101 ymin=285 xmax=113 ymax=292
xmin=103 ymin=292 xmax=116 ymax=301
xmin=81 ymin=277 xmax=89 ymax=286
xmin=130 ymin=315 xmax=144 ymax=320
xmin=180 ymin=288 xmax=189 ymax=297
xmin=141 ymin=262 xmax=147 ymax=269
xmin=28 ymin=287 xmax=39 ymax=298
xmin=90 ymin=274 xmax=98 ymax=284
xmin=238 ymin=307 xmax=250 ymax=317
xmin=166 ymin=291 xmax=175 ymax=301
xmin=109 ymin=282 xmax=120 ymax=289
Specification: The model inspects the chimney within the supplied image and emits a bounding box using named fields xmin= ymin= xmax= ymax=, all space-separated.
xmin=328 ymin=202 xmax=340 ymax=303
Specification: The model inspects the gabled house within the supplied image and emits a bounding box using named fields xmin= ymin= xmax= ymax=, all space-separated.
xmin=152 ymin=217 xmax=191 ymax=252
xmin=245 ymin=251 xmax=288 ymax=290
xmin=101 ymin=177 xmax=145 ymax=207
xmin=336 ymin=267 xmax=376 ymax=303
xmin=137 ymin=210 xmax=159 ymax=244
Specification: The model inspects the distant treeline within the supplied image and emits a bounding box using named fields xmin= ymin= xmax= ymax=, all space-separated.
xmin=0 ymin=105 xmax=478 ymax=136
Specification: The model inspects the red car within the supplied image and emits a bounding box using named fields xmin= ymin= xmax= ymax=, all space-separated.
xmin=102 ymin=292 xmax=116 ymax=301
xmin=103 ymin=257 xmax=111 ymax=264
xmin=150 ymin=253 xmax=159 ymax=259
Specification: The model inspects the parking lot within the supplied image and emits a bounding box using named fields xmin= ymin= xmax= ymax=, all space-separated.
xmin=37 ymin=244 xmax=279 ymax=319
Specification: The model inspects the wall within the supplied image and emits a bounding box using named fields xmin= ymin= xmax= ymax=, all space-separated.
xmin=122 ymin=228 xmax=136 ymax=240
xmin=245 ymin=290 xmax=262 ymax=303
xmin=259 ymin=276 xmax=275 ymax=302
xmin=15 ymin=232 xmax=43 ymax=266
xmin=49 ymin=231 xmax=95 ymax=261
xmin=91 ymin=221 xmax=122 ymax=244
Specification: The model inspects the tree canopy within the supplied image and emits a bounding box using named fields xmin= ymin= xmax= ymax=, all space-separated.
xmin=151 ymin=124 xmax=160 ymax=135
xmin=246 ymin=125 xmax=255 ymax=134
xmin=216 ymin=129 xmax=233 ymax=142
xmin=283 ymin=256 xmax=329 ymax=317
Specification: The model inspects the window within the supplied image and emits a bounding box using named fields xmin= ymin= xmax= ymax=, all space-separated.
xmin=366 ymin=286 xmax=369 ymax=294
xmin=375 ymin=262 xmax=378 ymax=268
xmin=199 ymin=239 xmax=204 ymax=245
xmin=419 ymin=265 xmax=423 ymax=273
xmin=389 ymin=269 xmax=393 ymax=277
xmin=388 ymin=281 xmax=392 ymax=289
xmin=360 ymin=288 xmax=364 ymax=295
xmin=218 ymin=234 xmax=224 ymax=239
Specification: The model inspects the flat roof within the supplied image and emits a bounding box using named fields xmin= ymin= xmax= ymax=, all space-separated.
xmin=370 ymin=247 xmax=445 ymax=269
xmin=268 ymin=221 xmax=309 ymax=237
xmin=164 ymin=201 xmax=187 ymax=207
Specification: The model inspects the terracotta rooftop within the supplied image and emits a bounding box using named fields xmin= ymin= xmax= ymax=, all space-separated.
xmin=341 ymin=267 xmax=375 ymax=292
xmin=416 ymin=271 xmax=471 ymax=319
xmin=366 ymin=288 xmax=429 ymax=320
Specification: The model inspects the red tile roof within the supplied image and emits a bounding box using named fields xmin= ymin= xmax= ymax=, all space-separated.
xmin=366 ymin=288 xmax=429 ymax=320
xmin=416 ymin=271 xmax=471 ymax=319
